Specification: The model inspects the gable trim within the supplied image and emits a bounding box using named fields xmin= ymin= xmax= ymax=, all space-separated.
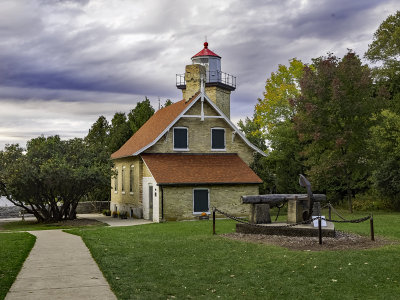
xmin=200 ymin=94 xmax=266 ymax=157
xmin=132 ymin=91 xmax=266 ymax=157
xmin=131 ymin=93 xmax=202 ymax=156
xmin=182 ymin=115 xmax=224 ymax=119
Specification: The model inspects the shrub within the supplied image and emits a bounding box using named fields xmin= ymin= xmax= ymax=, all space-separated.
xmin=102 ymin=209 xmax=111 ymax=216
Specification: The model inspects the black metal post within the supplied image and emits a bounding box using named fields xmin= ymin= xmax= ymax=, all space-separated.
xmin=213 ymin=209 xmax=216 ymax=235
xmin=318 ymin=217 xmax=322 ymax=245
xmin=370 ymin=215 xmax=375 ymax=241
xmin=328 ymin=204 xmax=331 ymax=220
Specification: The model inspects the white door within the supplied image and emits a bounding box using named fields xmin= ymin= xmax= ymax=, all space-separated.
xmin=148 ymin=184 xmax=153 ymax=221
xmin=142 ymin=177 xmax=159 ymax=222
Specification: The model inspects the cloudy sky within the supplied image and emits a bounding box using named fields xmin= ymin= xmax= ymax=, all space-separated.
xmin=0 ymin=0 xmax=398 ymax=150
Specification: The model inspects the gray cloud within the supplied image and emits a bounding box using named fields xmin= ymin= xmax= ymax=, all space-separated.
xmin=0 ymin=0 xmax=399 ymax=150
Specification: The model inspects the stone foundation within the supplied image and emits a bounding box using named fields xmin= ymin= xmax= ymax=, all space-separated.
xmin=76 ymin=201 xmax=110 ymax=214
xmin=109 ymin=201 xmax=143 ymax=219
xmin=236 ymin=222 xmax=335 ymax=238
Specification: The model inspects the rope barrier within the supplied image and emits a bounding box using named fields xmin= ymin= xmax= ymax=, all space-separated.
xmin=212 ymin=204 xmax=375 ymax=242
xmin=213 ymin=207 xmax=371 ymax=228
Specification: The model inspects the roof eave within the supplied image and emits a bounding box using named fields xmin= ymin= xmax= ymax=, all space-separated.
xmin=157 ymin=181 xmax=262 ymax=186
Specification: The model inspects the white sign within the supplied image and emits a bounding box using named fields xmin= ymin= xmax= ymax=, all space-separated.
xmin=312 ymin=216 xmax=327 ymax=227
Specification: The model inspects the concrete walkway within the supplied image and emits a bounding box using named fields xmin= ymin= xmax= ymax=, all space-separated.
xmin=5 ymin=230 xmax=117 ymax=300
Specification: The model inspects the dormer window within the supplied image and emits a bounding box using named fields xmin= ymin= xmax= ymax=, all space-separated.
xmin=173 ymin=127 xmax=188 ymax=151
xmin=211 ymin=128 xmax=225 ymax=150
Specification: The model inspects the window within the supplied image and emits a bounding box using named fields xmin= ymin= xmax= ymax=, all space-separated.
xmin=211 ymin=128 xmax=225 ymax=150
xmin=173 ymin=127 xmax=188 ymax=150
xmin=114 ymin=168 xmax=118 ymax=193
xmin=129 ymin=165 xmax=134 ymax=194
xmin=193 ymin=189 xmax=209 ymax=214
xmin=121 ymin=166 xmax=125 ymax=193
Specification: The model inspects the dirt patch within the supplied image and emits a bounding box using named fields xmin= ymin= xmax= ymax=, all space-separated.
xmin=221 ymin=231 xmax=397 ymax=251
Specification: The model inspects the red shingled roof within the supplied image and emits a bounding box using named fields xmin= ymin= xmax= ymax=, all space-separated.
xmin=111 ymin=94 xmax=198 ymax=159
xmin=192 ymin=42 xmax=221 ymax=59
xmin=141 ymin=153 xmax=262 ymax=185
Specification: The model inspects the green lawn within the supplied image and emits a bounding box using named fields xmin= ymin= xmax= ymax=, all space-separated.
xmin=0 ymin=232 xmax=36 ymax=300
xmin=69 ymin=212 xmax=400 ymax=300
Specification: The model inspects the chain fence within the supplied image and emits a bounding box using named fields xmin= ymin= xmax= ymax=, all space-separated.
xmin=212 ymin=203 xmax=375 ymax=242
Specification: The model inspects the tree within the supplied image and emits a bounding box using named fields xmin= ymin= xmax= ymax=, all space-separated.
xmin=365 ymin=11 xmax=400 ymax=112
xmin=237 ymin=113 xmax=267 ymax=152
xmin=0 ymin=136 xmax=109 ymax=222
xmin=365 ymin=11 xmax=400 ymax=209
xmin=255 ymin=58 xmax=305 ymax=132
xmin=294 ymin=51 xmax=374 ymax=211
xmin=369 ymin=110 xmax=400 ymax=209
xmin=163 ymin=99 xmax=173 ymax=108
xmin=108 ymin=112 xmax=132 ymax=153
xmin=370 ymin=110 xmax=400 ymax=209
xmin=251 ymin=59 xmax=306 ymax=193
xmin=84 ymin=116 xmax=111 ymax=202
xmin=85 ymin=116 xmax=110 ymax=151
xmin=238 ymin=113 xmax=273 ymax=194
xmin=128 ymin=97 xmax=155 ymax=134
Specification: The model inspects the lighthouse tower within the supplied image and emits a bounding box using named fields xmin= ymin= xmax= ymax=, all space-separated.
xmin=176 ymin=42 xmax=236 ymax=118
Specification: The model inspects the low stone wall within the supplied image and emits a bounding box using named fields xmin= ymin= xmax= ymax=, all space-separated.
xmin=236 ymin=223 xmax=336 ymax=237
xmin=76 ymin=201 xmax=110 ymax=214
xmin=0 ymin=206 xmax=23 ymax=219
xmin=0 ymin=201 xmax=110 ymax=219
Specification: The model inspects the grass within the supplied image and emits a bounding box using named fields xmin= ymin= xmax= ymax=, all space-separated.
xmin=69 ymin=211 xmax=400 ymax=300
xmin=0 ymin=220 xmax=108 ymax=232
xmin=272 ymin=207 xmax=400 ymax=240
xmin=0 ymin=232 xmax=36 ymax=299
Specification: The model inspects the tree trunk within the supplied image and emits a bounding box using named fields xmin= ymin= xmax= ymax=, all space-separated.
xmin=68 ymin=200 xmax=79 ymax=220
xmin=347 ymin=188 xmax=353 ymax=213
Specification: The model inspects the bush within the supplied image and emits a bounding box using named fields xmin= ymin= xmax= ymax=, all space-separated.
xmin=102 ymin=209 xmax=111 ymax=216
xmin=119 ymin=211 xmax=128 ymax=219
xmin=352 ymin=192 xmax=393 ymax=211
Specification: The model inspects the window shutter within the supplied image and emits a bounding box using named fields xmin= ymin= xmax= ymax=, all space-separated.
xmin=194 ymin=189 xmax=209 ymax=212
xmin=174 ymin=128 xmax=188 ymax=149
xmin=212 ymin=129 xmax=225 ymax=149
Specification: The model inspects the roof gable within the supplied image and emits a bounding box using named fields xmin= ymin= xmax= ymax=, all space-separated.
xmin=111 ymin=91 xmax=266 ymax=159
xmin=111 ymin=93 xmax=199 ymax=159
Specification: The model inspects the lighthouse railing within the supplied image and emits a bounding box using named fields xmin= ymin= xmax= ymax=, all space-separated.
xmin=176 ymin=71 xmax=236 ymax=89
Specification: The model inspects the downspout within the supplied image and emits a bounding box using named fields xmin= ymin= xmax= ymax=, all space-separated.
xmin=161 ymin=185 xmax=164 ymax=221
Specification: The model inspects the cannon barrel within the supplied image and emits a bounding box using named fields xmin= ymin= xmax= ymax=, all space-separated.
xmin=241 ymin=194 xmax=327 ymax=205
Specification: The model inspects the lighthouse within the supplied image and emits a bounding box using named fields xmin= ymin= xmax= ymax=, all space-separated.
xmin=176 ymin=42 xmax=236 ymax=118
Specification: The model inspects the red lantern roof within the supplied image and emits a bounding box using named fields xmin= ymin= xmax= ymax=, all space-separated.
xmin=192 ymin=42 xmax=221 ymax=58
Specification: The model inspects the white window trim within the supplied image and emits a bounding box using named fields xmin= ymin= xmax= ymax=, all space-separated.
xmin=173 ymin=127 xmax=189 ymax=151
xmin=211 ymin=128 xmax=226 ymax=151
xmin=129 ymin=165 xmax=134 ymax=195
xmin=193 ymin=188 xmax=210 ymax=215
xmin=114 ymin=167 xmax=118 ymax=194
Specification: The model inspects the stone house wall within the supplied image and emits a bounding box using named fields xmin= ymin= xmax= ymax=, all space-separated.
xmin=110 ymin=156 xmax=143 ymax=218
xmin=161 ymin=184 xmax=258 ymax=221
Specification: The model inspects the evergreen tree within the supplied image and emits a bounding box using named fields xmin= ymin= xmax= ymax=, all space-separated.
xmin=108 ymin=112 xmax=132 ymax=153
xmin=128 ymin=97 xmax=155 ymax=134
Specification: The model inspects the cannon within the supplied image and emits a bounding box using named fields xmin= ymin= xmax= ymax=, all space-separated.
xmin=241 ymin=175 xmax=326 ymax=224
